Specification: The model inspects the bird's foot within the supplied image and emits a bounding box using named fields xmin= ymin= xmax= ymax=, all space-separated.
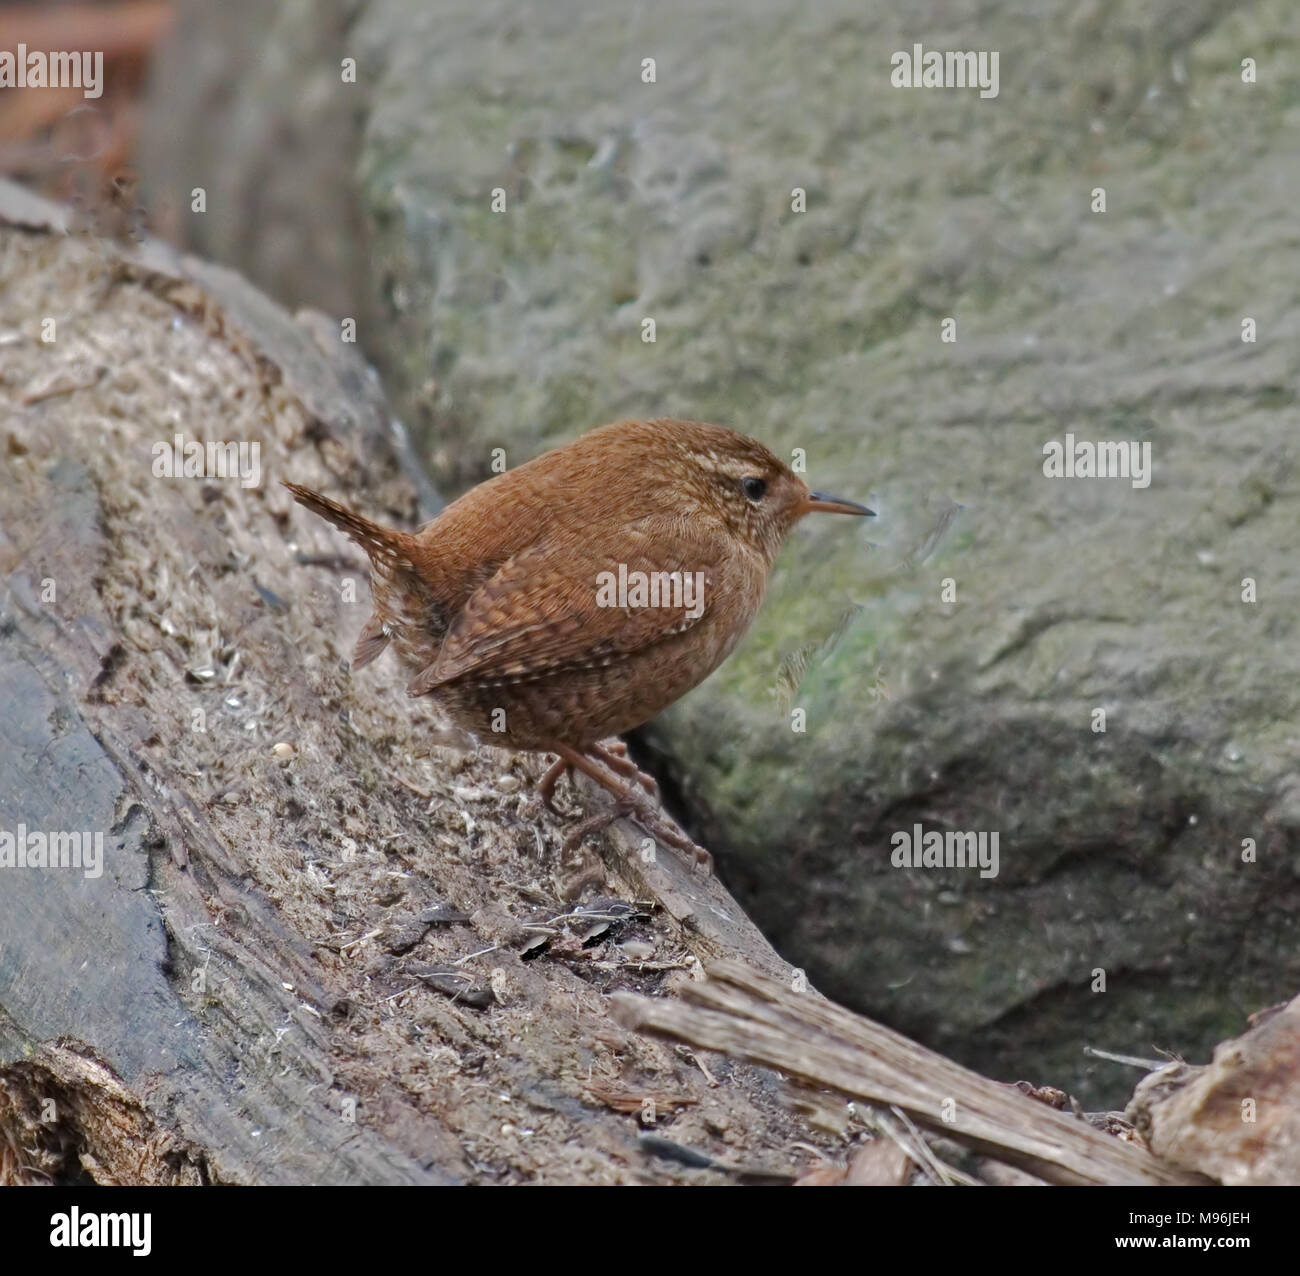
xmin=560 ymin=800 xmax=630 ymax=856
xmin=546 ymin=742 xmax=711 ymax=874
xmin=624 ymin=803 xmax=713 ymax=874
xmin=590 ymin=739 xmax=660 ymax=801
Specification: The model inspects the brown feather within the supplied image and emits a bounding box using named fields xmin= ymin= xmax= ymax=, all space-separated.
xmin=407 ymin=517 xmax=721 ymax=696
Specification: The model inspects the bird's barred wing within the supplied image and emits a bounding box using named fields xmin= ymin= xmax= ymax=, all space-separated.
xmin=407 ymin=518 xmax=725 ymax=695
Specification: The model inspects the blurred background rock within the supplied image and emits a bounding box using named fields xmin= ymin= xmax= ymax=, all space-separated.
xmin=6 ymin=0 xmax=1298 ymax=1106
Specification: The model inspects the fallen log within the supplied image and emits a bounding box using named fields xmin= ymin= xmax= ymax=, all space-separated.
xmin=613 ymin=960 xmax=1212 ymax=1186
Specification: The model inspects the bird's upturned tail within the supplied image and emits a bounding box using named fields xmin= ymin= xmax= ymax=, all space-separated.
xmin=282 ymin=479 xmax=425 ymax=670
xmin=281 ymin=480 xmax=408 ymax=558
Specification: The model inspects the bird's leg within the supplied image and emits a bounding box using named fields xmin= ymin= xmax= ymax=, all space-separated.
xmin=589 ymin=739 xmax=660 ymax=801
xmin=538 ymin=756 xmax=571 ymax=813
xmin=547 ymin=742 xmax=712 ymax=873
xmin=539 ymin=740 xmax=656 ymax=813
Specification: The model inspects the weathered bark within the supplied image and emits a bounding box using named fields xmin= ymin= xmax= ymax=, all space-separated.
xmin=613 ymin=961 xmax=1210 ymax=1186
xmin=1126 ymin=996 xmax=1300 ymax=1187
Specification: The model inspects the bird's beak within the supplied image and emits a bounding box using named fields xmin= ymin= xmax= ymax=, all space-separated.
xmin=801 ymin=490 xmax=876 ymax=517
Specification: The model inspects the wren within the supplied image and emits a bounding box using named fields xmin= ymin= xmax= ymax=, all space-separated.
xmin=284 ymin=418 xmax=872 ymax=870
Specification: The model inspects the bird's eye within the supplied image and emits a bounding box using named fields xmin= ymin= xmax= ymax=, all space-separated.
xmin=742 ymin=476 xmax=767 ymax=502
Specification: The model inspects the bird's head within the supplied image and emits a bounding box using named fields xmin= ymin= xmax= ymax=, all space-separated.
xmin=660 ymin=420 xmax=874 ymax=561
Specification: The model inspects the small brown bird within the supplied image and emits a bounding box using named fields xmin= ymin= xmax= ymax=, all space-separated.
xmin=285 ymin=418 xmax=872 ymax=869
